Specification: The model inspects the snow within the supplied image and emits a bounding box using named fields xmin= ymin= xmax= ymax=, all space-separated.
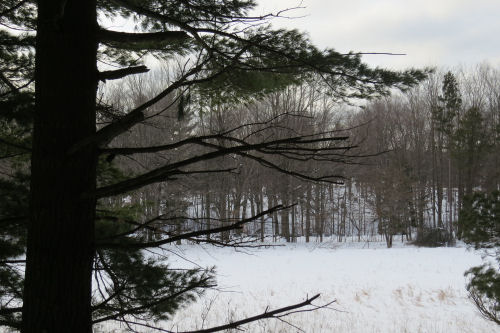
xmin=101 ymin=241 xmax=497 ymax=333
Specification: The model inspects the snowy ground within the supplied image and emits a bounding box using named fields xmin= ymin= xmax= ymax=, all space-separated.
xmin=95 ymin=240 xmax=499 ymax=333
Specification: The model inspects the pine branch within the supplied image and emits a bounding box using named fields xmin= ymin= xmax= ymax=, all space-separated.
xmin=0 ymin=307 xmax=22 ymax=315
xmin=70 ymin=42 xmax=251 ymax=155
xmin=95 ymin=213 xmax=169 ymax=241
xmin=110 ymin=0 xmax=214 ymax=53
xmin=96 ymin=205 xmax=286 ymax=249
xmin=98 ymin=29 xmax=188 ymax=44
xmin=98 ymin=65 xmax=150 ymax=81
xmin=0 ymin=260 xmax=26 ymax=264
xmin=92 ymin=277 xmax=213 ymax=324
xmin=67 ymin=57 xmax=211 ymax=155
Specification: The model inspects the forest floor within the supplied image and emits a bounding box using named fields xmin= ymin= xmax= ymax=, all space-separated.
xmin=98 ymin=239 xmax=498 ymax=333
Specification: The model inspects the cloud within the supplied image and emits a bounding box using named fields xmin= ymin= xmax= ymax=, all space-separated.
xmin=259 ymin=0 xmax=500 ymax=68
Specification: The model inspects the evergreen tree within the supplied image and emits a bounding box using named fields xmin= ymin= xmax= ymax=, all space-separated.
xmin=438 ymin=71 xmax=462 ymax=136
xmin=452 ymin=107 xmax=489 ymax=196
xmin=459 ymin=191 xmax=500 ymax=325
xmin=1 ymin=1 xmax=426 ymax=332
xmin=439 ymin=71 xmax=462 ymax=235
xmin=430 ymin=71 xmax=461 ymax=231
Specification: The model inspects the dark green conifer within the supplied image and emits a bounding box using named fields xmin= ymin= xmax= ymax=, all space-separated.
xmin=459 ymin=191 xmax=500 ymax=325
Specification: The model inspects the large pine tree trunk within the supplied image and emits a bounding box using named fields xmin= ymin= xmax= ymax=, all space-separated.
xmin=23 ymin=1 xmax=98 ymax=332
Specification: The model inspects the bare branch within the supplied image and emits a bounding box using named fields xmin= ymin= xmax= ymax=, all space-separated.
xmin=177 ymin=294 xmax=321 ymax=333
xmin=94 ymin=132 xmax=347 ymax=198
xmin=100 ymin=133 xmax=349 ymax=156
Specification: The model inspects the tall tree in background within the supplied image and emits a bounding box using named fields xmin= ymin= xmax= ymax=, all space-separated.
xmin=440 ymin=72 xmax=461 ymax=234
xmin=0 ymin=1 xmax=426 ymax=332
xmin=431 ymin=72 xmax=459 ymax=229
xmin=452 ymin=107 xmax=488 ymax=196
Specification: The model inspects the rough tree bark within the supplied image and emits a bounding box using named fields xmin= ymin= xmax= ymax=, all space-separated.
xmin=23 ymin=1 xmax=98 ymax=332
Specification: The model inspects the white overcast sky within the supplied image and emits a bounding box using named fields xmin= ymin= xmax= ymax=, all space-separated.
xmin=255 ymin=0 xmax=500 ymax=70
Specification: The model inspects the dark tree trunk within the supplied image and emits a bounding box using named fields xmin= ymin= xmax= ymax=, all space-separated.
xmin=385 ymin=230 xmax=393 ymax=248
xmin=280 ymin=188 xmax=290 ymax=242
xmin=431 ymin=124 xmax=437 ymax=229
xmin=329 ymin=184 xmax=335 ymax=240
xmin=299 ymin=195 xmax=304 ymax=238
xmin=176 ymin=217 xmax=183 ymax=245
xmin=259 ymin=191 xmax=265 ymax=242
xmin=249 ymin=193 xmax=256 ymax=235
xmin=457 ymin=171 xmax=464 ymax=239
xmin=205 ymin=191 xmax=211 ymax=240
xmin=320 ymin=184 xmax=326 ymax=242
xmin=437 ymin=184 xmax=443 ymax=227
xmin=281 ymin=206 xmax=290 ymax=242
xmin=23 ymin=1 xmax=98 ymax=332
xmin=417 ymin=185 xmax=425 ymax=236
xmin=314 ymin=184 xmax=321 ymax=241
xmin=437 ymin=132 xmax=444 ymax=228
xmin=273 ymin=195 xmax=279 ymax=241
xmin=305 ymin=185 xmax=311 ymax=243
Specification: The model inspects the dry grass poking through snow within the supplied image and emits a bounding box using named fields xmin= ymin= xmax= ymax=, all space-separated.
xmin=94 ymin=242 xmax=498 ymax=333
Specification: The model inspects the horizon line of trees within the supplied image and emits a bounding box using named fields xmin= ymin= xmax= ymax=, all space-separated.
xmin=105 ymin=63 xmax=500 ymax=248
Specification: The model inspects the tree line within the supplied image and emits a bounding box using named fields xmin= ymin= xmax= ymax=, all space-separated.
xmin=107 ymin=64 xmax=500 ymax=248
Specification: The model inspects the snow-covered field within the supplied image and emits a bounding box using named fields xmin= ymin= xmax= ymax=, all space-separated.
xmin=97 ymin=241 xmax=499 ymax=333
